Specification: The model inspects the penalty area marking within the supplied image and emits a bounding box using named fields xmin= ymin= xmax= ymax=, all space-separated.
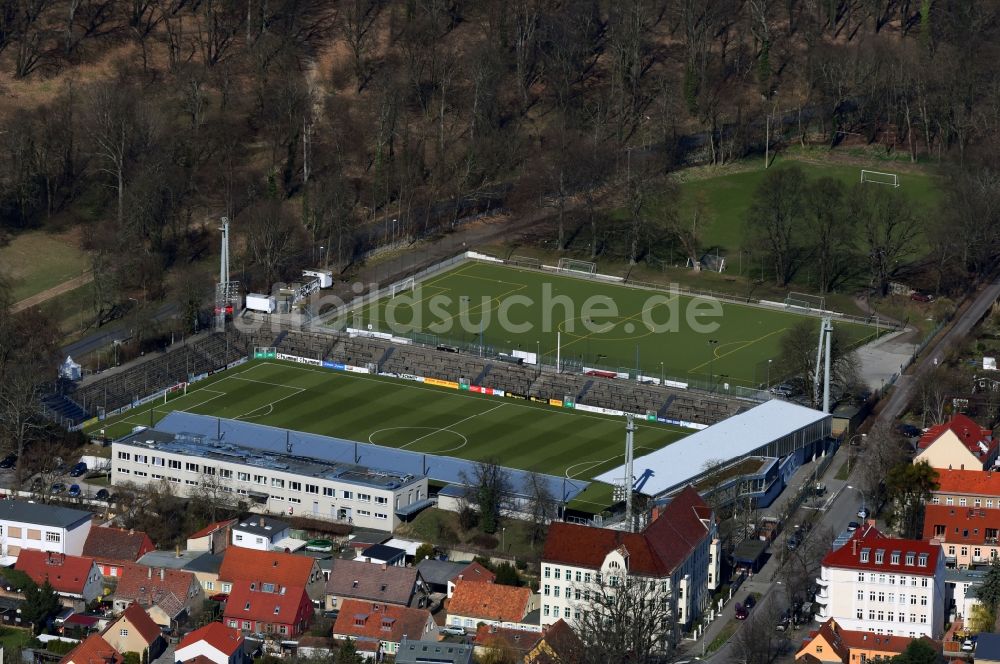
xmin=368 ymin=426 xmax=469 ymax=454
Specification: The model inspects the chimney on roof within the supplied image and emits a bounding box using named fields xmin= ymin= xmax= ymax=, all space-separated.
xmin=147 ymin=567 xmax=152 ymax=579
xmin=852 ymin=540 xmax=857 ymax=556
xmin=458 ymin=574 xmax=464 ymax=581
xmin=866 ymin=519 xmax=876 ymax=527
xmin=129 ymin=529 xmax=134 ymax=536
xmin=381 ymin=563 xmax=387 ymax=571
xmin=259 ymin=516 xmax=265 ymax=527
xmin=159 ymin=568 xmax=165 ymax=581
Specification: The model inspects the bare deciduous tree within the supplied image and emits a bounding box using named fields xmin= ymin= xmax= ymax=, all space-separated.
xmin=575 ymin=574 xmax=676 ymax=663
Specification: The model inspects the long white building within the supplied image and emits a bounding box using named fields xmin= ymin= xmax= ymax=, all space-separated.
xmin=539 ymin=486 xmax=719 ymax=649
xmin=112 ymin=428 xmax=429 ymax=532
xmin=815 ymin=523 xmax=945 ymax=639
xmin=0 ymin=501 xmax=93 ymax=557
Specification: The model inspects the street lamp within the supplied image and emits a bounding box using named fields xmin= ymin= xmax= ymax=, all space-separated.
xmin=660 ymin=361 xmax=664 ymax=385
xmin=502 ymin=527 xmax=506 ymax=552
xmin=707 ymin=339 xmax=719 ymax=390
xmin=766 ymin=359 xmax=773 ymax=390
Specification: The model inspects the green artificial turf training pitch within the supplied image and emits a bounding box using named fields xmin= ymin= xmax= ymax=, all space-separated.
xmin=348 ymin=261 xmax=879 ymax=388
xmin=91 ymin=360 xmax=687 ymax=482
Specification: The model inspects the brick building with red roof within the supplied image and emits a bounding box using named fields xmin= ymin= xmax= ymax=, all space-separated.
xmin=929 ymin=468 xmax=1000 ymax=507
xmin=82 ymin=527 xmax=156 ymax=578
xmin=914 ymin=414 xmax=996 ymax=471
xmin=175 ymin=622 xmax=245 ymax=664
xmin=446 ymin=581 xmax=537 ymax=632
xmin=223 ymin=579 xmax=313 ymax=638
xmin=922 ymin=503 xmax=1000 ymax=567
xmin=218 ymin=547 xmax=324 ymax=600
xmin=539 ymin=485 xmax=718 ymax=642
xmin=16 ymin=550 xmax=104 ymax=608
xmin=795 ymin=617 xmax=941 ymax=664
xmin=815 ymin=523 xmax=945 ymax=638
xmin=332 ymin=598 xmax=436 ymax=658
xmin=113 ymin=563 xmax=203 ymax=627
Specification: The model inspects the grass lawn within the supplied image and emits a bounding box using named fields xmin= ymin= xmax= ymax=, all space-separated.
xmin=0 ymin=230 xmax=88 ymax=302
xmin=0 ymin=626 xmax=32 ymax=651
xmin=706 ymin=620 xmax=737 ymax=654
xmin=396 ymin=507 xmax=547 ymax=560
xmin=352 ymin=261 xmax=880 ymax=388
xmin=87 ymin=360 xmax=688 ymax=482
xmin=666 ymin=154 xmax=943 ymax=258
xmin=835 ymin=462 xmax=850 ymax=481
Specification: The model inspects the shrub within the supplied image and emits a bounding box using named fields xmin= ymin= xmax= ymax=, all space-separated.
xmin=471 ymin=534 xmax=498 ymax=549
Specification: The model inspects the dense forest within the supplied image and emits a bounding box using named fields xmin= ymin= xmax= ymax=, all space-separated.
xmin=1 ymin=0 xmax=1000 ymax=319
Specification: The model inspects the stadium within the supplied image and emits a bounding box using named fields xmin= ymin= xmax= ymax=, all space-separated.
xmin=76 ymin=252 xmax=879 ymax=518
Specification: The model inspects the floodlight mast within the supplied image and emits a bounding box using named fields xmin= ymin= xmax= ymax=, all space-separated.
xmin=625 ymin=413 xmax=636 ymax=533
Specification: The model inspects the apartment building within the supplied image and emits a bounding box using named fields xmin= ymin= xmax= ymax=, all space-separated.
xmin=0 ymin=501 xmax=92 ymax=557
xmin=929 ymin=468 xmax=1000 ymax=508
xmin=112 ymin=428 xmax=428 ymax=531
xmin=539 ymin=486 xmax=718 ymax=643
xmin=923 ymin=504 xmax=1000 ymax=568
xmin=815 ymin=523 xmax=945 ymax=639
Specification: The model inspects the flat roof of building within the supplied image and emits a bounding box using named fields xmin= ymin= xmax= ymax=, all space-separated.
xmin=234 ymin=515 xmax=290 ymax=537
xmin=0 ymin=501 xmax=93 ymax=529
xmin=596 ymin=400 xmax=830 ymax=497
xmin=115 ymin=427 xmax=424 ymax=492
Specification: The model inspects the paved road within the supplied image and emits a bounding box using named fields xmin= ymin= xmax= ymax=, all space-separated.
xmin=876 ymin=277 xmax=1000 ymax=425
xmin=60 ymin=302 xmax=180 ymax=359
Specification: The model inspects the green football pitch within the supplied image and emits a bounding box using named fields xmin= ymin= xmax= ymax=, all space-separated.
xmin=90 ymin=360 xmax=687 ymax=483
xmin=346 ymin=261 xmax=879 ymax=388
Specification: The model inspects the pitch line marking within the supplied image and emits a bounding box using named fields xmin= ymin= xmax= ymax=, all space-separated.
xmin=234 ymin=386 xmax=305 ymax=421
xmin=563 ymin=445 xmax=658 ymax=479
xmin=685 ymin=327 xmax=789 ymax=375
xmin=253 ymin=361 xmax=689 ymax=434
xmin=368 ymin=427 xmax=469 ymax=454
xmin=398 ymin=403 xmax=507 ymax=450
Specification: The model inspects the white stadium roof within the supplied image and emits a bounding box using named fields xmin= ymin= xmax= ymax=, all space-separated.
xmin=595 ymin=399 xmax=830 ymax=497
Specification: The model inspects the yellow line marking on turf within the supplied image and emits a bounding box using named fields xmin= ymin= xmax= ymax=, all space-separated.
xmin=685 ymin=327 xmax=788 ymax=375
xmin=551 ymin=297 xmax=677 ymax=356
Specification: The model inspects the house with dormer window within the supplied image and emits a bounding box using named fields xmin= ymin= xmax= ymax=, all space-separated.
xmin=538 ymin=485 xmax=718 ymax=645
xmin=223 ymin=579 xmax=313 ymax=638
xmin=814 ymin=523 xmax=944 ymax=638
xmin=332 ymin=599 xmax=436 ymax=660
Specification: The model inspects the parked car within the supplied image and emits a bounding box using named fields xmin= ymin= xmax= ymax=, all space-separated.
xmin=775 ymin=611 xmax=791 ymax=631
xmin=787 ymin=535 xmax=800 ymax=550
xmin=770 ymin=384 xmax=795 ymax=398
xmin=441 ymin=626 xmax=466 ymax=636
xmin=67 ymin=484 xmax=81 ymax=498
xmin=847 ymin=521 xmax=860 ymax=532
xmin=95 ymin=489 xmax=110 ymax=501
xmin=734 ymin=602 xmax=748 ymax=620
xmin=50 ymin=483 xmax=66 ymax=495
xmin=0 ymin=454 xmax=16 ymax=469
xmin=910 ymin=292 xmax=933 ymax=302
xmin=962 ymin=639 xmax=975 ymax=652
xmin=895 ymin=423 xmax=921 ymax=438
xmin=744 ymin=595 xmax=757 ymax=610
xmin=209 ymin=593 xmax=229 ymax=603
xmin=69 ymin=462 xmax=87 ymax=477
xmin=857 ymin=507 xmax=869 ymax=519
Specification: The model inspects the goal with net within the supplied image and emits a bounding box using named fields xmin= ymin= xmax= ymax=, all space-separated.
xmin=557 ymin=258 xmax=597 ymax=275
xmin=253 ymin=346 xmax=277 ymax=359
xmin=860 ymin=170 xmax=900 ymax=187
xmin=509 ymin=255 xmax=542 ymax=269
xmin=784 ymin=292 xmax=826 ymax=313
xmin=390 ymin=277 xmax=415 ymax=298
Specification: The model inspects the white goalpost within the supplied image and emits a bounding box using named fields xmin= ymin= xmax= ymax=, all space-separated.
xmin=557 ymin=258 xmax=597 ymax=275
xmin=860 ymin=170 xmax=900 ymax=187
xmin=390 ymin=277 xmax=415 ymax=297
xmin=784 ymin=291 xmax=826 ymax=313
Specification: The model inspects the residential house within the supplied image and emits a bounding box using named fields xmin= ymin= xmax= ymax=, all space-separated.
xmin=187 ymin=520 xmax=234 ymax=554
xmin=539 ymin=485 xmax=719 ymax=637
xmin=928 ymin=468 xmax=1000 ymax=508
xmin=914 ymin=414 xmax=996 ymax=471
xmin=0 ymin=501 xmax=92 ymax=557
xmin=137 ymin=550 xmax=223 ymax=596
xmin=223 ymin=579 xmax=313 ymax=638
xmin=355 ymin=544 xmax=405 ymax=567
xmin=82 ymin=528 xmax=155 ymax=578
xmin=331 ymin=599 xmax=436 ymax=659
xmin=218 ymin=547 xmax=325 ymax=601
xmin=296 ymin=636 xmax=335 ymax=659
xmin=471 ymin=625 xmax=542 ymax=661
xmin=175 ymin=621 xmax=245 ymax=664
xmin=395 ymin=638 xmax=473 ymax=664
xmin=231 ymin=515 xmax=298 ymax=551
xmin=102 ymin=604 xmax=165 ymax=661
xmin=324 ymin=559 xmax=426 ymax=611
xmin=976 ymin=633 xmax=1000 ymax=664
xmin=16 ymin=550 xmax=103 ymax=609
xmin=447 ymin=581 xmax=538 ymax=633
xmin=815 ymin=523 xmax=945 ymax=638
xmin=60 ymin=634 xmax=124 ymax=664
xmin=113 ymin=563 xmax=203 ymax=628
xmin=922 ymin=504 xmax=1000 ymax=567
xmin=524 ymin=619 xmax=584 ymax=664
xmin=943 ymin=568 xmax=985 ymax=624
xmin=416 ymin=560 xmax=494 ymax=598
xmin=795 ymin=618 xmax=940 ymax=664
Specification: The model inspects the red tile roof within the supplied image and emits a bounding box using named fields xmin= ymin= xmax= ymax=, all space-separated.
xmin=332 ymin=599 xmax=433 ymax=645
xmin=528 ymin=620 xmax=584 ymax=664
xmin=219 ymin=548 xmax=316 ymax=588
xmin=473 ymin=624 xmax=543 ymax=653
xmin=821 ymin=524 xmax=940 ymax=576
xmin=448 ymin=581 xmax=532 ymax=623
xmin=17 ymin=551 xmax=98 ymax=595
xmin=223 ymin=580 xmax=312 ymax=626
xmin=456 ymin=562 xmax=495 ymax=584
xmin=61 ymin=634 xmax=123 ymax=664
xmin=932 ymin=469 xmax=1000 ymax=496
xmin=114 ymin=563 xmax=199 ymax=616
xmin=922 ymin=504 xmax=1000 ymax=545
xmin=179 ymin=622 xmax=244 ymax=656
xmin=114 ymin=604 xmax=162 ymax=646
xmin=83 ymin=527 xmax=155 ymax=564
xmin=188 ymin=520 xmax=235 ymax=540
xmin=542 ymin=485 xmax=712 ymax=575
xmin=918 ymin=415 xmax=995 ymax=459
